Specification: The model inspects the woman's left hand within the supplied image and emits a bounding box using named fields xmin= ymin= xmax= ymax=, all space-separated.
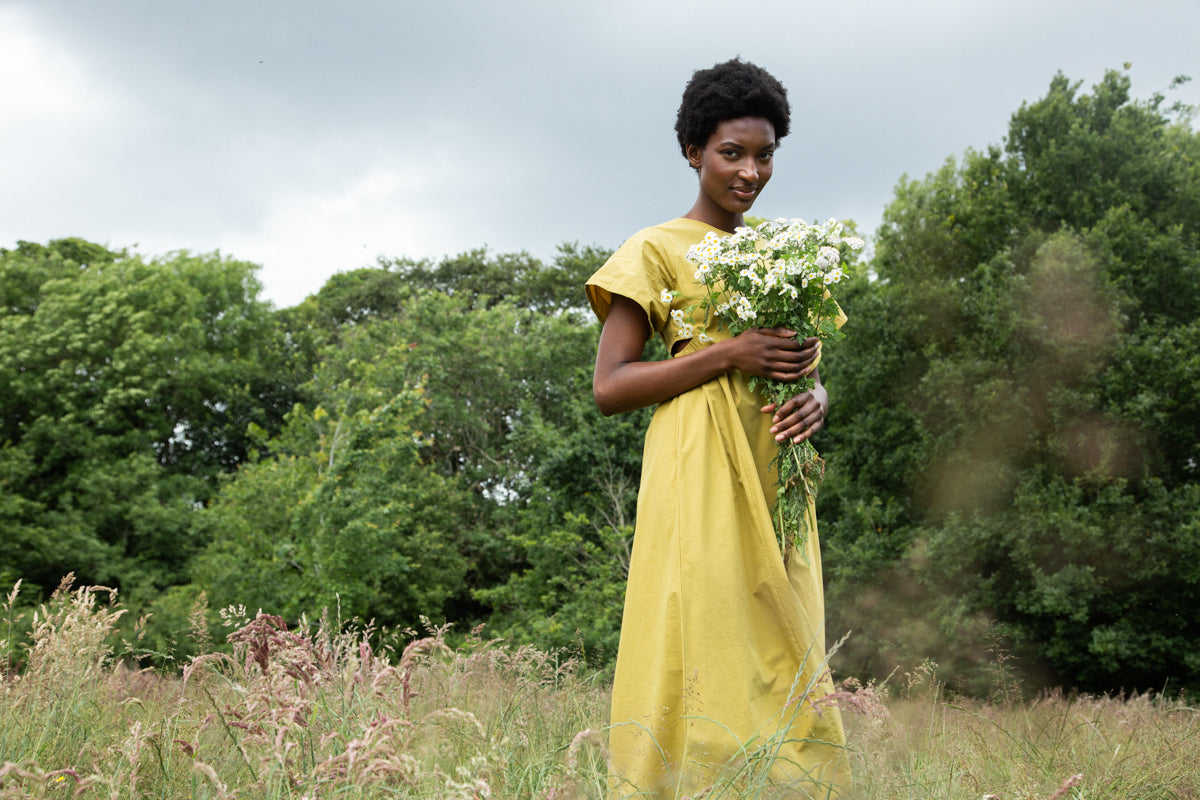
xmin=763 ymin=376 xmax=827 ymax=444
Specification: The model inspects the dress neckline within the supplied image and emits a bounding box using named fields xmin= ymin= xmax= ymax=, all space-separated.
xmin=672 ymin=216 xmax=734 ymax=234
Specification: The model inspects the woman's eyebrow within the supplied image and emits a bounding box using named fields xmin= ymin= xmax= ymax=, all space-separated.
xmin=716 ymin=140 xmax=775 ymax=151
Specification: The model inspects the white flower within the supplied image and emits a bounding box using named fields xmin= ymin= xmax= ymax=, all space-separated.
xmin=660 ymin=288 xmax=673 ymax=304
xmin=730 ymin=226 xmax=755 ymax=244
xmin=816 ymin=246 xmax=841 ymax=269
xmin=780 ymin=257 xmax=804 ymax=275
xmin=683 ymin=214 xmax=844 ymax=392
xmin=739 ymin=267 xmax=763 ymax=287
xmin=844 ymin=236 xmax=865 ymax=250
xmin=788 ymin=223 xmax=815 ymax=243
xmin=735 ymin=295 xmax=755 ymax=321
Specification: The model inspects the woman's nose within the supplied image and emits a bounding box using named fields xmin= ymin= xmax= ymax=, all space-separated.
xmin=738 ymin=158 xmax=758 ymax=181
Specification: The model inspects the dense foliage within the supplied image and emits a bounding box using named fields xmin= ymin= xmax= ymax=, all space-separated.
xmin=2 ymin=69 xmax=1196 ymax=693
xmin=819 ymin=69 xmax=1199 ymax=692
xmin=0 ymin=241 xmax=301 ymax=606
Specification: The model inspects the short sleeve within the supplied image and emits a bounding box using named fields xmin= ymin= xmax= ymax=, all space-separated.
xmin=808 ymin=294 xmax=848 ymax=372
xmin=830 ymin=295 xmax=848 ymax=329
xmin=585 ymin=233 xmax=673 ymax=335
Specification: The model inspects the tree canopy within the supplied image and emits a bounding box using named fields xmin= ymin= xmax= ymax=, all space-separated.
xmin=820 ymin=68 xmax=1199 ymax=692
xmin=0 ymin=240 xmax=300 ymax=602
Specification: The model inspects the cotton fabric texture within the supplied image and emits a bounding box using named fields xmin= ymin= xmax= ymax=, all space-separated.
xmin=587 ymin=217 xmax=849 ymax=798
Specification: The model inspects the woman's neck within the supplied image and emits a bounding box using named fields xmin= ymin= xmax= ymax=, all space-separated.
xmin=682 ymin=197 xmax=742 ymax=233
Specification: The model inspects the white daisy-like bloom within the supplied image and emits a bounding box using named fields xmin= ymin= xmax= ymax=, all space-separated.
xmin=730 ymin=226 xmax=755 ymax=244
xmin=739 ymin=267 xmax=763 ymax=287
xmin=717 ymin=301 xmax=730 ymax=315
xmin=670 ymin=308 xmax=686 ymax=326
xmin=694 ymin=265 xmax=712 ymax=282
xmin=723 ymin=249 xmax=754 ymax=267
xmin=767 ymin=234 xmax=794 ymax=253
xmin=660 ymin=288 xmax=673 ymax=304
xmin=679 ymin=323 xmax=694 ymax=337
xmin=763 ymin=219 xmax=787 ymax=236
xmin=792 ymin=224 xmax=816 ymax=243
xmin=765 ymin=263 xmax=789 ymax=292
xmin=698 ymin=331 xmax=714 ymax=343
xmin=735 ymin=295 xmax=755 ymax=321
xmin=825 ymin=267 xmax=845 ymax=284
xmin=686 ymin=233 xmax=725 ymax=265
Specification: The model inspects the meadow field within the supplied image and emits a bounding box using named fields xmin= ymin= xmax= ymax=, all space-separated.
xmin=2 ymin=579 xmax=1197 ymax=799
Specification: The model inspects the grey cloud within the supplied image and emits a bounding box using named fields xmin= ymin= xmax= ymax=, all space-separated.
xmin=2 ymin=0 xmax=1196 ymax=307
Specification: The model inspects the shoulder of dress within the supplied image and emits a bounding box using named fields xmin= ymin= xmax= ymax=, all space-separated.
xmin=620 ymin=220 xmax=676 ymax=246
xmin=615 ymin=219 xmax=711 ymax=260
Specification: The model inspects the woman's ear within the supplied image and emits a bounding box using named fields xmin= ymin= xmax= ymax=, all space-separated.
xmin=685 ymin=143 xmax=702 ymax=170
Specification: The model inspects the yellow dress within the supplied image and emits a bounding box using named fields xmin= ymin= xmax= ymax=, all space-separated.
xmin=587 ymin=218 xmax=849 ymax=799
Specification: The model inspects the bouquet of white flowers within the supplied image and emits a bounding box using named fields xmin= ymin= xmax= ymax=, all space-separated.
xmin=685 ymin=217 xmax=861 ymax=562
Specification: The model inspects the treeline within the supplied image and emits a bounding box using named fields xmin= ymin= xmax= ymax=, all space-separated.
xmin=2 ymin=69 xmax=1197 ymax=694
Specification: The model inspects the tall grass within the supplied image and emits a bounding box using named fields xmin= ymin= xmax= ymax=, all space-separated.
xmin=1 ymin=577 xmax=608 ymax=798
xmin=844 ymin=661 xmax=1199 ymax=799
xmin=1 ymin=579 xmax=1197 ymax=799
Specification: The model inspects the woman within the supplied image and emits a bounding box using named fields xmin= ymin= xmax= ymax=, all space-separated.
xmin=587 ymin=59 xmax=849 ymax=798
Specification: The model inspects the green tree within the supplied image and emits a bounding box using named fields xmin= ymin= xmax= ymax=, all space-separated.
xmin=193 ymin=240 xmax=644 ymax=654
xmin=190 ymin=387 xmax=473 ymax=629
xmin=475 ymin=364 xmax=651 ymax=662
xmin=820 ymin=69 xmax=1200 ymax=692
xmin=0 ymin=241 xmax=297 ymax=601
xmin=376 ymin=242 xmax=607 ymax=313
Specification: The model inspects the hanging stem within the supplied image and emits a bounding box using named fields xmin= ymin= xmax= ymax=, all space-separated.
xmin=776 ymin=438 xmax=824 ymax=565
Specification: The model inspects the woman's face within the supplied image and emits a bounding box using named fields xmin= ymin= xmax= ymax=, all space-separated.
xmin=686 ymin=116 xmax=776 ymax=225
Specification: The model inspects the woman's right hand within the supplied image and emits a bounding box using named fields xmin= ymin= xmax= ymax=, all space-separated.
xmin=725 ymin=329 xmax=819 ymax=383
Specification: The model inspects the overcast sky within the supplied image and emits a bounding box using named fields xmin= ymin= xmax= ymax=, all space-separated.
xmin=2 ymin=0 xmax=1197 ymax=308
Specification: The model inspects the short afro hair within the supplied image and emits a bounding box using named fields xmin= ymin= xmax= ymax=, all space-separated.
xmin=674 ymin=58 xmax=790 ymax=160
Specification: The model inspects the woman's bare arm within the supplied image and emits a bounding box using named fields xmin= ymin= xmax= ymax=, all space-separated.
xmin=592 ymin=294 xmax=818 ymax=420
